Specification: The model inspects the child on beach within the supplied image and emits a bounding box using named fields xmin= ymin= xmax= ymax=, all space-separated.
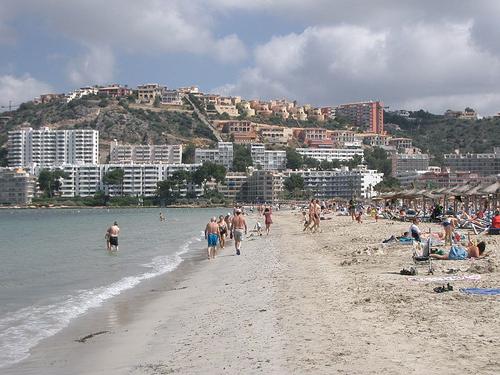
xmin=254 ymin=221 xmax=263 ymax=236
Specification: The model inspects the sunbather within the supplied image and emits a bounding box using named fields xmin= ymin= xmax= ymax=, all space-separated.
xmin=409 ymin=218 xmax=423 ymax=242
xmin=429 ymin=241 xmax=486 ymax=260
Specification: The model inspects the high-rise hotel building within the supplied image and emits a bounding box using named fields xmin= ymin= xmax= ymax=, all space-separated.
xmin=8 ymin=127 xmax=99 ymax=167
xmin=336 ymin=101 xmax=384 ymax=134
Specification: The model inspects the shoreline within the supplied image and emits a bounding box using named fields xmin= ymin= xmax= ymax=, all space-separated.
xmin=3 ymin=234 xmax=211 ymax=373
xmin=0 ymin=204 xmax=232 ymax=210
xmin=5 ymin=211 xmax=500 ymax=374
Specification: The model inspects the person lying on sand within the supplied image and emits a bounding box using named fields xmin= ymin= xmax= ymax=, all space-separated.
xmin=430 ymin=241 xmax=486 ymax=260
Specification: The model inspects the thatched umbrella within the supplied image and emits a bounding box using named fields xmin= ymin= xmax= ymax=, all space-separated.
xmin=464 ymin=184 xmax=486 ymax=212
xmin=479 ymin=181 xmax=500 ymax=211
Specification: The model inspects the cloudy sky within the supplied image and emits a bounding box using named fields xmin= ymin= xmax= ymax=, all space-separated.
xmin=1 ymin=0 xmax=500 ymax=115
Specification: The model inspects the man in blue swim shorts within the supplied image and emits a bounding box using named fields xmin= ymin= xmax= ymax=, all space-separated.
xmin=205 ymin=217 xmax=220 ymax=260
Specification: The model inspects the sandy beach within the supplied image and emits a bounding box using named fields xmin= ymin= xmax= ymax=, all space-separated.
xmin=8 ymin=210 xmax=500 ymax=375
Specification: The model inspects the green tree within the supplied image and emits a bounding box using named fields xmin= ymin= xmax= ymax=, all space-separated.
xmin=98 ymin=98 xmax=109 ymax=107
xmin=318 ymin=159 xmax=340 ymax=170
xmin=103 ymin=168 xmax=124 ymax=195
xmin=192 ymin=162 xmax=226 ymax=195
xmin=303 ymin=157 xmax=320 ymax=169
xmin=284 ymin=174 xmax=304 ymax=192
xmin=374 ymin=177 xmax=401 ymax=192
xmin=232 ymin=144 xmax=253 ymax=172
xmin=286 ymin=148 xmax=303 ymax=169
xmin=182 ymin=143 xmax=196 ymax=164
xmin=156 ymin=180 xmax=177 ymax=204
xmin=344 ymin=154 xmax=363 ymax=170
xmin=38 ymin=169 xmax=69 ymax=198
xmin=364 ymin=147 xmax=391 ymax=176
xmin=170 ymin=170 xmax=193 ymax=196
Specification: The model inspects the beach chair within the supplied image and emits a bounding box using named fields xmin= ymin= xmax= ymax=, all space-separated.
xmin=412 ymin=231 xmax=433 ymax=274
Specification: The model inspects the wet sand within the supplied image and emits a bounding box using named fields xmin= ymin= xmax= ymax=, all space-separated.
xmin=7 ymin=211 xmax=500 ymax=374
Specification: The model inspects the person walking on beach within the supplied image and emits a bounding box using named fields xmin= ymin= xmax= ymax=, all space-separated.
xmin=231 ymin=208 xmax=247 ymax=255
xmin=218 ymin=215 xmax=227 ymax=249
xmin=349 ymin=198 xmax=356 ymax=221
xmin=310 ymin=199 xmax=321 ymax=232
xmin=106 ymin=221 xmax=120 ymax=251
xmin=205 ymin=217 xmax=220 ymax=260
xmin=263 ymin=206 xmax=273 ymax=235
xmin=305 ymin=199 xmax=315 ymax=231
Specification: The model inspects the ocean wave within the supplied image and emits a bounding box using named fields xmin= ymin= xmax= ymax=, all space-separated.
xmin=0 ymin=235 xmax=200 ymax=369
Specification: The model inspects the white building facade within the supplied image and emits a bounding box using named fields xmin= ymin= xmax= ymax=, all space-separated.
xmin=110 ymin=142 xmax=182 ymax=164
xmin=195 ymin=142 xmax=233 ymax=170
xmin=49 ymin=163 xmax=201 ymax=197
xmin=295 ymin=147 xmax=364 ymax=162
xmin=250 ymin=144 xmax=286 ymax=171
xmin=285 ymin=167 xmax=383 ymax=199
xmin=8 ymin=127 xmax=99 ymax=167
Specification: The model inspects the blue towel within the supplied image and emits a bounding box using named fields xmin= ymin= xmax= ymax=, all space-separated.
xmin=460 ymin=288 xmax=500 ymax=295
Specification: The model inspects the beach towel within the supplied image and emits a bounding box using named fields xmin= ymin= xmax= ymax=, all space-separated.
xmin=460 ymin=288 xmax=500 ymax=296
xmin=407 ymin=274 xmax=481 ymax=283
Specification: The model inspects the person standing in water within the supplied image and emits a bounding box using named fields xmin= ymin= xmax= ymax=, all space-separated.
xmin=159 ymin=212 xmax=166 ymax=222
xmin=205 ymin=217 xmax=220 ymax=259
xmin=231 ymin=208 xmax=247 ymax=255
xmin=106 ymin=221 xmax=120 ymax=251
xmin=263 ymin=206 xmax=273 ymax=235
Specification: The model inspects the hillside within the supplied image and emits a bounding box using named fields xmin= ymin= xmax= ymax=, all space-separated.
xmin=0 ymin=96 xmax=217 ymax=165
xmin=385 ymin=111 xmax=500 ymax=163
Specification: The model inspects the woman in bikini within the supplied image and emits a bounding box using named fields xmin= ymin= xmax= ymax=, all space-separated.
xmin=218 ymin=215 xmax=227 ymax=249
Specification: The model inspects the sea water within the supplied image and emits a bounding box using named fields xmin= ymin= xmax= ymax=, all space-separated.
xmin=0 ymin=207 xmax=224 ymax=368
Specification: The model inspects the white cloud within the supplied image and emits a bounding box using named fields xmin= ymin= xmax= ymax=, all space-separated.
xmin=20 ymin=0 xmax=247 ymax=64
xmin=0 ymin=75 xmax=53 ymax=108
xmin=213 ymin=34 xmax=248 ymax=63
xmin=221 ymin=22 xmax=500 ymax=115
xmin=66 ymin=45 xmax=115 ymax=86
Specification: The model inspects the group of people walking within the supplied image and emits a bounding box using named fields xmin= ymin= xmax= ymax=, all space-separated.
xmin=204 ymin=205 xmax=274 ymax=259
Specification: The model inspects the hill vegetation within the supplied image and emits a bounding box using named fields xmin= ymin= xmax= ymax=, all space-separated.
xmin=0 ymin=96 xmax=217 ymax=165
xmin=385 ymin=110 xmax=500 ymax=163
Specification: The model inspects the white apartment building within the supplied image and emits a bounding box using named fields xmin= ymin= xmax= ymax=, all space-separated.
xmin=285 ymin=167 xmax=383 ymax=199
xmin=296 ymin=147 xmax=364 ymax=162
xmin=218 ymin=172 xmax=248 ymax=201
xmin=195 ymin=142 xmax=233 ymax=170
xmin=109 ymin=141 xmax=182 ymax=164
xmin=391 ymin=153 xmax=430 ymax=177
xmin=8 ymin=127 xmax=99 ymax=167
xmin=161 ymin=89 xmax=183 ymax=105
xmin=53 ymin=163 xmax=201 ymax=197
xmin=250 ymin=144 xmax=286 ymax=171
xmin=66 ymin=86 xmax=99 ymax=102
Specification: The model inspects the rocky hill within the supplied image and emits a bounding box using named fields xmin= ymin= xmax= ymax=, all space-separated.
xmin=0 ymin=96 xmax=217 ymax=165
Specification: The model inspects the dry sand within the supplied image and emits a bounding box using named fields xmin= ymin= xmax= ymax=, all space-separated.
xmin=7 ymin=211 xmax=500 ymax=374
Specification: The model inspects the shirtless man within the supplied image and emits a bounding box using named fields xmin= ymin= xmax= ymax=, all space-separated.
xmin=304 ymin=199 xmax=315 ymax=232
xmin=106 ymin=221 xmax=120 ymax=251
xmin=310 ymin=199 xmax=321 ymax=233
xmin=231 ymin=208 xmax=247 ymax=255
xmin=205 ymin=217 xmax=220 ymax=260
